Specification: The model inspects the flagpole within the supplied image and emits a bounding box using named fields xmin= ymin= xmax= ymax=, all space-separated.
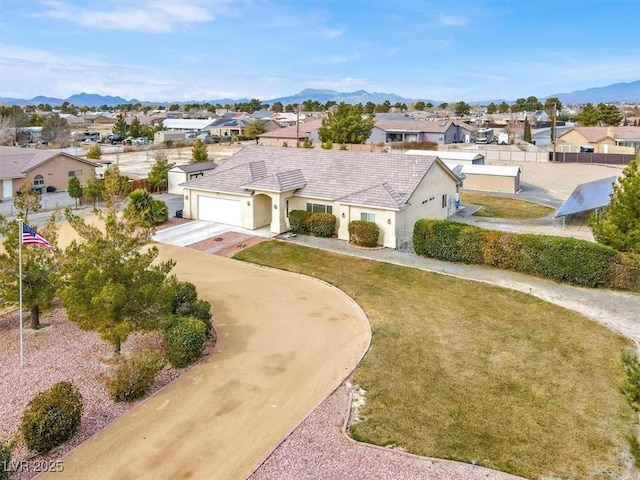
xmin=18 ymin=218 xmax=24 ymax=368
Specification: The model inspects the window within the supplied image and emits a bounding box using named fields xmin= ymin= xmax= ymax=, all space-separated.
xmin=33 ymin=175 xmax=44 ymax=186
xmin=306 ymin=202 xmax=332 ymax=214
xmin=360 ymin=212 xmax=375 ymax=222
xmin=68 ymin=170 xmax=76 ymax=178
xmin=442 ymin=194 xmax=447 ymax=208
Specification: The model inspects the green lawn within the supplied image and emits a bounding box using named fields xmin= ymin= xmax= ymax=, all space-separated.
xmin=461 ymin=192 xmax=555 ymax=218
xmin=234 ymin=241 xmax=635 ymax=479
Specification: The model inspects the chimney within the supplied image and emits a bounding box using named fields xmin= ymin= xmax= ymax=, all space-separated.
xmin=607 ymin=126 xmax=614 ymax=138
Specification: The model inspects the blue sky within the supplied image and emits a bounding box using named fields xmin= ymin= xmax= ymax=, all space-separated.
xmin=1 ymin=0 xmax=639 ymax=103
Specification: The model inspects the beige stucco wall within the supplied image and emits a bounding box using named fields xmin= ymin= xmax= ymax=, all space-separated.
xmin=337 ymin=204 xmax=397 ymax=248
xmin=182 ymin=188 xmax=252 ymax=228
xmin=167 ymin=171 xmax=187 ymax=195
xmin=462 ymin=174 xmax=518 ymax=193
xmin=559 ymin=131 xmax=634 ymax=154
xmin=252 ymin=194 xmax=272 ymax=229
xmin=22 ymin=155 xmax=96 ymax=195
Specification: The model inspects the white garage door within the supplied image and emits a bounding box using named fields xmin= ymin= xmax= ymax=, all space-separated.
xmin=198 ymin=196 xmax=242 ymax=226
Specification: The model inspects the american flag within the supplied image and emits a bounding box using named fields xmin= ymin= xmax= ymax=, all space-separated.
xmin=22 ymin=223 xmax=55 ymax=250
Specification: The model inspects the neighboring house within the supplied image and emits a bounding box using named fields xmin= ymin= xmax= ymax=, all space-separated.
xmin=557 ymin=126 xmax=640 ymax=154
xmin=162 ymin=118 xmax=218 ymax=134
xmin=180 ymin=145 xmax=460 ymax=249
xmin=209 ymin=118 xmax=250 ymax=138
xmin=168 ymin=162 xmax=218 ymax=195
xmin=0 ymin=146 xmax=97 ymax=200
xmin=258 ymin=120 xmax=323 ymax=146
xmin=369 ymin=120 xmax=466 ymax=144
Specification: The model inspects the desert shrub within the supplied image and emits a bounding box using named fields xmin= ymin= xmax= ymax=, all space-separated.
xmin=20 ymin=382 xmax=83 ymax=453
xmin=629 ymin=434 xmax=640 ymax=469
xmin=339 ymin=144 xmax=348 ymax=150
xmin=414 ymin=219 xmax=631 ymax=290
xmin=105 ymin=350 xmax=165 ymax=402
xmin=308 ymin=213 xmax=336 ymax=237
xmin=302 ymin=138 xmax=314 ymax=148
xmin=348 ymin=221 xmax=380 ymax=247
xmin=282 ymin=141 xmax=288 ymax=147
xmin=163 ymin=279 xmax=214 ymax=339
xmin=321 ymin=140 xmax=333 ymax=150
xmin=163 ymin=317 xmax=208 ymax=369
xmin=0 ymin=438 xmax=15 ymax=480
xmin=150 ymin=199 xmax=169 ymax=225
xmin=288 ymin=210 xmax=313 ymax=234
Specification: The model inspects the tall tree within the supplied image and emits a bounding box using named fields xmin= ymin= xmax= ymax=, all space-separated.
xmin=498 ymin=101 xmax=510 ymax=113
xmin=454 ymin=101 xmax=471 ymax=117
xmin=41 ymin=113 xmax=70 ymax=146
xmin=245 ymin=119 xmax=268 ymax=139
xmin=129 ymin=116 xmax=142 ymax=138
xmin=589 ymin=158 xmax=640 ymax=253
xmin=60 ymin=201 xmax=175 ymax=353
xmin=191 ymin=139 xmax=209 ymax=163
xmin=112 ymin=114 xmax=128 ymax=137
xmin=68 ymin=176 xmax=83 ymax=208
xmin=147 ymin=153 xmax=175 ymax=193
xmin=577 ymin=103 xmax=599 ymax=126
xmin=0 ymin=213 xmax=58 ymax=330
xmin=544 ymin=97 xmax=562 ymax=142
xmin=83 ymin=176 xmax=104 ymax=208
xmin=597 ymin=103 xmax=623 ymax=126
xmin=486 ymin=103 xmax=498 ymax=114
xmin=317 ymin=102 xmax=374 ymax=145
xmin=271 ymin=101 xmax=284 ymax=113
xmin=523 ymin=116 xmax=532 ymax=143
xmin=414 ymin=101 xmax=426 ymax=111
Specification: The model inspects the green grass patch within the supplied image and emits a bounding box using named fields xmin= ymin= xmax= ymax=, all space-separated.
xmin=461 ymin=192 xmax=554 ymax=218
xmin=235 ymin=241 xmax=635 ymax=479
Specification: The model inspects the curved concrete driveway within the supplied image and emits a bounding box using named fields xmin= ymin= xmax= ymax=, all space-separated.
xmin=40 ymin=244 xmax=371 ymax=480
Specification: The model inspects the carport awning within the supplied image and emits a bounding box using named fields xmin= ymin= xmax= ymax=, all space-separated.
xmin=553 ymin=176 xmax=617 ymax=218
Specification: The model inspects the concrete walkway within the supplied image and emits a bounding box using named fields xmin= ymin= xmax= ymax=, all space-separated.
xmin=284 ymin=235 xmax=640 ymax=345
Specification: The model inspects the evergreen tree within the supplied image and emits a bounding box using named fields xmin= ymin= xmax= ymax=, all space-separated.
xmin=191 ymin=139 xmax=209 ymax=163
xmin=112 ymin=114 xmax=128 ymax=137
xmin=59 ymin=178 xmax=175 ymax=353
xmin=577 ymin=103 xmax=599 ymax=126
xmin=147 ymin=153 xmax=175 ymax=193
xmin=523 ymin=117 xmax=532 ymax=143
xmin=129 ymin=117 xmax=142 ymax=138
xmin=597 ymin=103 xmax=623 ymax=126
xmin=0 ymin=214 xmax=59 ymax=329
xmin=86 ymin=143 xmax=102 ymax=160
xmin=589 ymin=158 xmax=640 ymax=253
xmin=317 ymin=102 xmax=374 ymax=145
xmin=14 ymin=180 xmax=41 ymax=222
xmin=68 ymin=176 xmax=83 ymax=208
xmin=486 ymin=103 xmax=497 ymax=114
xmin=245 ymin=119 xmax=267 ymax=139
xmin=454 ymin=101 xmax=471 ymax=117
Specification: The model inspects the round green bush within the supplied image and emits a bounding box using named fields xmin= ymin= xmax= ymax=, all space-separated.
xmin=348 ymin=220 xmax=380 ymax=247
xmin=1 ymin=438 xmax=15 ymax=480
xmin=308 ymin=213 xmax=336 ymax=237
xmin=105 ymin=349 xmax=165 ymax=402
xmin=20 ymin=381 xmax=83 ymax=453
xmin=163 ymin=317 xmax=208 ymax=369
xmin=288 ymin=210 xmax=313 ymax=234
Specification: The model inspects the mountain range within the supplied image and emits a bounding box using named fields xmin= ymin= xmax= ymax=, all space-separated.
xmin=1 ymin=81 xmax=638 ymax=108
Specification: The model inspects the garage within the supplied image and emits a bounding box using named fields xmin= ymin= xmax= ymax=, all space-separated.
xmin=198 ymin=196 xmax=242 ymax=226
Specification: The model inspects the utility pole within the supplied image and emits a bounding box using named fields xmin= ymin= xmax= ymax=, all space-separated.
xmin=552 ymin=101 xmax=557 ymax=163
xmin=296 ymin=104 xmax=300 ymax=148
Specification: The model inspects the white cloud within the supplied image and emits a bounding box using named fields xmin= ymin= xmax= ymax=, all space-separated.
xmin=436 ymin=12 xmax=469 ymax=27
xmin=37 ymin=0 xmax=214 ymax=33
xmin=322 ymin=28 xmax=344 ymax=39
xmin=321 ymin=53 xmax=361 ymax=64
xmin=307 ymin=77 xmax=369 ymax=91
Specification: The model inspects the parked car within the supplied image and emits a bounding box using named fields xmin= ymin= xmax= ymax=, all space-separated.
xmin=106 ymin=134 xmax=123 ymax=144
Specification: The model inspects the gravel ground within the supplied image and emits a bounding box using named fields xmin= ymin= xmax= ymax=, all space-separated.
xmin=249 ymin=383 xmax=523 ymax=480
xmin=0 ymin=308 xmax=213 ymax=480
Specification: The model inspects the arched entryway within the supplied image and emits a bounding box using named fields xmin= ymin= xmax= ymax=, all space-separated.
xmin=253 ymin=194 xmax=272 ymax=229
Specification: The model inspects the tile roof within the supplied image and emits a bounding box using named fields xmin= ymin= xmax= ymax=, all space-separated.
xmin=182 ymin=145 xmax=453 ymax=210
xmin=173 ymin=161 xmax=218 ymax=173
xmin=0 ymin=146 xmax=96 ymax=180
xmin=374 ymin=120 xmax=454 ymax=133
xmin=561 ymin=126 xmax=640 ymax=142
xmin=258 ymin=119 xmax=322 ymax=139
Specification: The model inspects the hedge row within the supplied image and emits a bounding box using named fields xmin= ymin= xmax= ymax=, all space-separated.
xmin=413 ymin=219 xmax=640 ymax=291
xmin=288 ymin=210 xmax=336 ymax=237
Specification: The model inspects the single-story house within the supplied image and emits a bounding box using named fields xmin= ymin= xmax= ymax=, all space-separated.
xmin=368 ymin=120 xmax=470 ymax=144
xmin=258 ymin=120 xmax=323 ymax=147
xmin=556 ymin=126 xmax=640 ymax=154
xmin=456 ymin=164 xmax=522 ymax=194
xmin=162 ymin=118 xmax=218 ymax=134
xmin=0 ymin=146 xmax=97 ymax=200
xmin=180 ymin=145 xmax=461 ymax=249
xmin=168 ymin=161 xmax=218 ymax=195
